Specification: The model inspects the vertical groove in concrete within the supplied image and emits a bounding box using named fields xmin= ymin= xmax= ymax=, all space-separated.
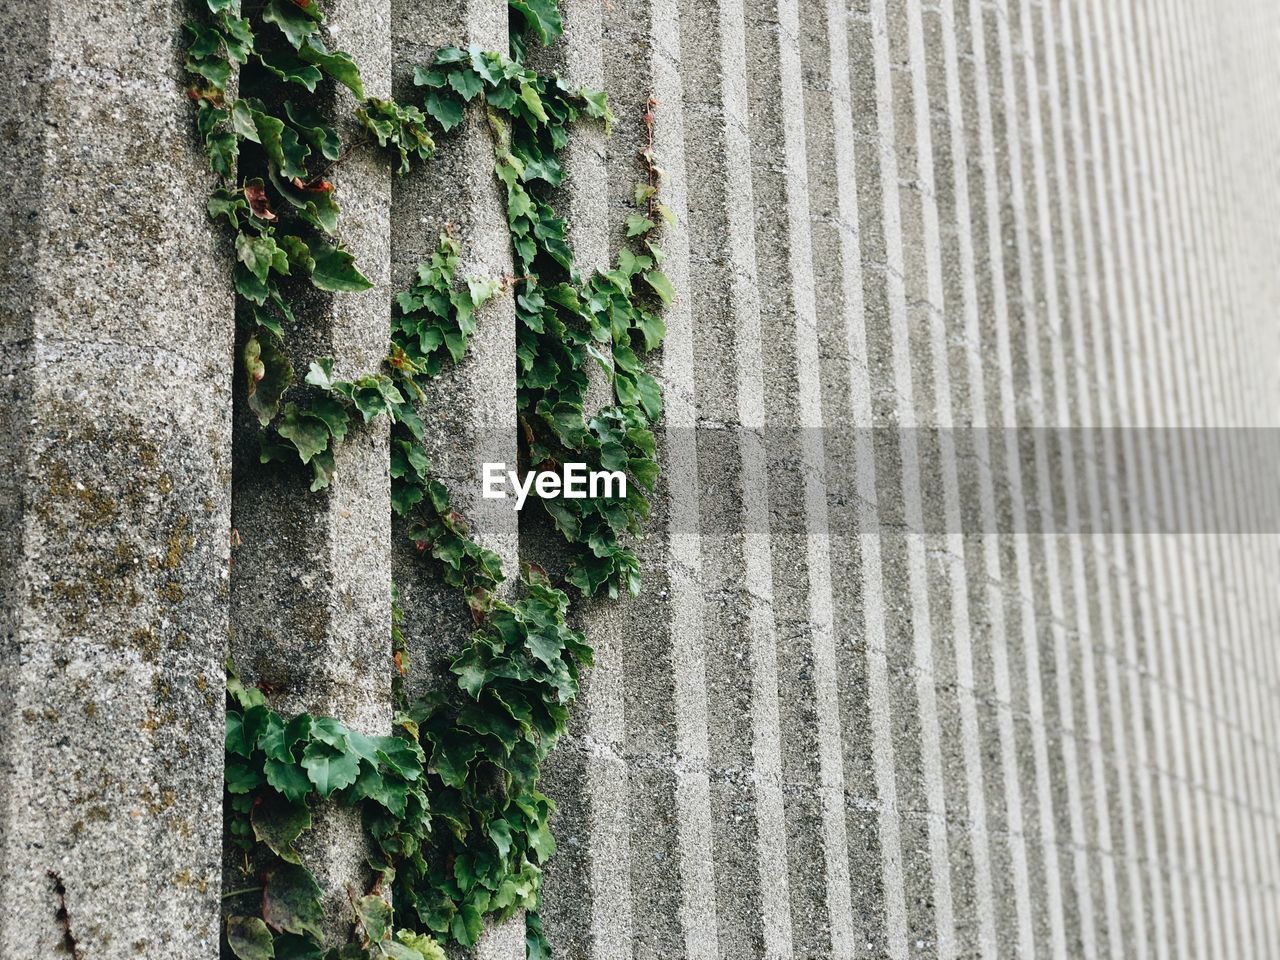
xmin=1116 ymin=3 xmax=1183 ymax=957
xmin=1128 ymin=2 xmax=1199 ymax=957
xmin=390 ymin=0 xmax=516 ymax=680
xmin=1088 ymin=2 xmax=1176 ymax=957
xmin=1162 ymin=6 xmax=1239 ymax=957
xmin=1161 ymin=6 xmax=1247 ymax=958
xmin=916 ymin=2 xmax=1002 ymax=956
xmin=1211 ymin=4 xmax=1280 ymax=949
xmin=1186 ymin=0 xmax=1272 ymax=948
xmin=1136 ymin=3 xmax=1213 ymax=957
xmin=590 ymin=0 xmax=719 ymax=956
xmin=868 ymin=0 xmax=958 ymax=954
xmin=678 ymin=0 xmax=794 ymax=952
xmin=742 ymin=0 xmax=857 ymax=952
xmin=989 ymin=1 xmax=1076 ymax=954
xmin=226 ymin=0 xmax=392 ymax=941
xmin=1057 ymin=3 xmax=1149 ymax=958
xmin=0 ymin=0 xmax=232 ymax=952
xmin=802 ymin=0 xmax=910 ymax=954
xmin=608 ymin=1 xmax=721 ymax=956
xmin=1015 ymin=1 xmax=1103 ymax=956
xmin=1068 ymin=5 xmax=1173 ymax=959
xmin=949 ymin=0 xmax=1040 ymax=953
xmin=1038 ymin=4 xmax=1134 ymax=959
xmin=651 ymin=50 xmax=722 ymax=960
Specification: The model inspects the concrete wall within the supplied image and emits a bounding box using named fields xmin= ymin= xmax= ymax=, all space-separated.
xmin=3 ymin=0 xmax=1280 ymax=957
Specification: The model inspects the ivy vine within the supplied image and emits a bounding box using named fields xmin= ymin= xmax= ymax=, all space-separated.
xmin=185 ymin=0 xmax=671 ymax=957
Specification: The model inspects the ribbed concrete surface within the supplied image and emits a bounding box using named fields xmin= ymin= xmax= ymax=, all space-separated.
xmin=538 ymin=0 xmax=1280 ymax=958
xmin=4 ymin=0 xmax=1280 ymax=957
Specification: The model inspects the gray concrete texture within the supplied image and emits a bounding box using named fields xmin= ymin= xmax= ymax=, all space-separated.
xmin=3 ymin=0 xmax=1280 ymax=956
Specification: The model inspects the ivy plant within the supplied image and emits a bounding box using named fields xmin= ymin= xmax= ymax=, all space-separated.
xmin=186 ymin=0 xmax=674 ymax=957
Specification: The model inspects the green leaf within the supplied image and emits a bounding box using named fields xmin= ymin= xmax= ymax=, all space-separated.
xmin=257 ymin=48 xmax=324 ymax=91
xmin=425 ymin=91 xmax=464 ymax=132
xmin=236 ymin=232 xmax=288 ymax=283
xmin=299 ymin=39 xmax=365 ymax=98
xmin=526 ymin=916 xmax=551 ymax=960
xmin=305 ymin=357 xmax=336 ymax=390
xmin=428 ymin=734 xmax=483 ymax=788
xmin=252 ymin=792 xmax=311 ymax=863
xmin=277 ymin=404 xmax=331 ymax=464
xmin=309 ymin=716 xmax=353 ymax=751
xmin=227 ymin=668 xmax=268 ymax=709
xmin=309 ymin=395 xmax=351 ymax=442
xmin=580 ymin=88 xmax=612 ymax=130
xmin=264 ymin=757 xmax=314 ymax=802
xmin=208 ymin=189 xmax=249 ymax=229
xmin=374 ymin=734 xmax=424 ymax=780
xmin=263 ymin=863 xmax=325 ymax=940
xmin=355 ymin=894 xmax=392 ymax=941
xmin=634 ymin=372 xmax=663 ymax=418
xmin=184 ymin=19 xmax=222 ymax=58
xmin=625 ymin=214 xmax=656 ymax=237
xmin=226 ymin=916 xmax=276 ymax=960
xmin=271 ymin=933 xmax=325 ymax=960
xmin=245 ymin=335 xmax=294 ymax=427
xmin=488 ymin=818 xmax=513 ymax=858
xmin=447 ymin=69 xmax=484 ymax=101
xmin=260 ymin=713 xmax=313 ymax=763
xmin=284 ymin=101 xmax=341 ymax=160
xmin=221 ymin=15 xmax=254 ymax=63
xmin=413 ymin=66 xmax=447 ymax=88
xmin=394 ymin=930 xmax=446 ymax=960
xmin=262 ymin=0 xmax=320 ymax=48
xmin=449 ymin=905 xmax=481 ymax=947
xmin=206 ymin=131 xmax=239 ymax=177
xmin=252 ymin=109 xmax=311 ymax=180
xmin=525 ymin=626 xmax=564 ymax=667
xmin=643 ymin=269 xmax=675 ymax=304
xmin=391 ymin=479 xmax=424 ymax=516
xmin=307 ymin=240 xmax=373 ymax=292
xmin=309 ymin=448 xmax=336 ymax=491
xmin=518 ymin=82 xmax=549 ymax=124
xmin=186 ymin=54 xmax=231 ymax=88
xmin=466 ymin=274 xmax=500 ymax=308
xmin=300 ymin=740 xmax=361 ymax=797
xmin=225 ymin=758 xmax=265 ymax=794
xmin=508 ymin=0 xmax=564 ymax=45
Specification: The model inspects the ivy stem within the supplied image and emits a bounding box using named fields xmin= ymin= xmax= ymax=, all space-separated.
xmin=221 ymin=885 xmax=262 ymax=900
xmin=309 ymin=135 xmax=371 ymax=185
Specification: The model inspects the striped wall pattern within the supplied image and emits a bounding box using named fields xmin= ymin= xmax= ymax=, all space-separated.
xmin=2 ymin=0 xmax=1279 ymax=957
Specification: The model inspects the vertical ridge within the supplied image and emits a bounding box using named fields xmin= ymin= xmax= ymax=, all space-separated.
xmin=742 ymin=0 xmax=858 ymax=951
xmin=678 ymin=0 xmax=793 ymax=950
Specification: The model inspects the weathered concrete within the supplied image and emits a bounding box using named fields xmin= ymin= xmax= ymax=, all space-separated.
xmin=225 ymin=0 xmax=394 ymax=941
xmin=6 ymin=0 xmax=1280 ymax=957
xmin=0 ymin=0 xmax=232 ymax=954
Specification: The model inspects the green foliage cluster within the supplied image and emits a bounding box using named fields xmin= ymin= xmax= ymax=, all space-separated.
xmin=186 ymin=0 xmax=673 ymax=957
xmin=185 ymin=0 xmax=434 ymax=491
xmin=223 ymin=670 xmax=443 ymax=960
xmin=416 ymin=45 xmax=670 ymax=598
